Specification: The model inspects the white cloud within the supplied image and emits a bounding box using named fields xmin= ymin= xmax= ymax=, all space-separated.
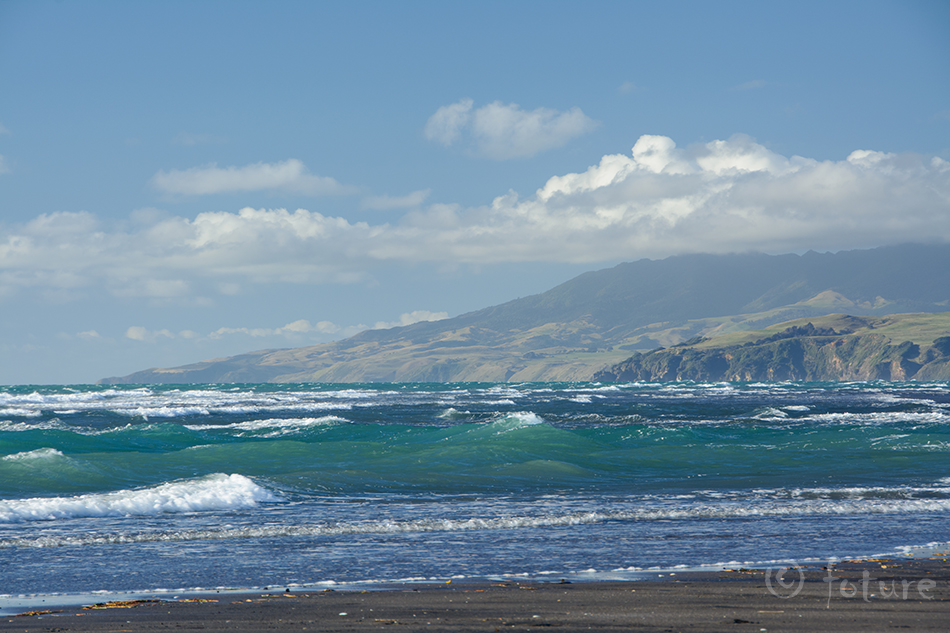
xmin=208 ymin=319 xmax=343 ymax=339
xmin=3 ymin=134 xmax=949 ymax=301
xmin=425 ymin=99 xmax=597 ymax=159
xmin=78 ymin=330 xmax=101 ymax=340
xmin=151 ymin=159 xmax=355 ymax=196
xmin=361 ymin=189 xmax=431 ymax=210
xmin=125 ymin=326 xmax=176 ymax=342
xmin=372 ymin=310 xmax=449 ymax=330
xmin=424 ymin=98 xmax=474 ymax=145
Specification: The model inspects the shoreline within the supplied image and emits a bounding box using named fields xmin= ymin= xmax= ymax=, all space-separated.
xmin=3 ymin=557 xmax=948 ymax=632
xmin=4 ymin=544 xmax=947 ymax=610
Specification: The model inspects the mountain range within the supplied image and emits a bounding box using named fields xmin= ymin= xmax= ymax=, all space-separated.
xmin=99 ymin=243 xmax=950 ymax=384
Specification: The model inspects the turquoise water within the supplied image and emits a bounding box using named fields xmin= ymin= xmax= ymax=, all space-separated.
xmin=1 ymin=382 xmax=948 ymax=596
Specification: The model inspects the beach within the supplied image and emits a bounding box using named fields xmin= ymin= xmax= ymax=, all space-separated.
xmin=4 ymin=558 xmax=948 ymax=632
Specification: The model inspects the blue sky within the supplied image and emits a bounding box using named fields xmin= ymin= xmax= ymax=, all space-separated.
xmin=1 ymin=0 xmax=949 ymax=384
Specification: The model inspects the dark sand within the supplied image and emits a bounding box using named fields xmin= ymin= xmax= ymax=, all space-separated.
xmin=3 ymin=558 xmax=948 ymax=632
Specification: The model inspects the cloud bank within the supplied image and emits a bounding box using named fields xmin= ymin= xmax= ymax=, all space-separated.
xmin=3 ymin=134 xmax=949 ymax=300
xmin=152 ymin=159 xmax=354 ymax=196
xmin=425 ymin=99 xmax=597 ymax=159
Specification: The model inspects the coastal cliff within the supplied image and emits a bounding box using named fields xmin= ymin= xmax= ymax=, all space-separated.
xmin=594 ymin=314 xmax=950 ymax=382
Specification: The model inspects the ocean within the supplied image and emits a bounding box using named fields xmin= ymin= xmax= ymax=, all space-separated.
xmin=1 ymin=381 xmax=949 ymax=602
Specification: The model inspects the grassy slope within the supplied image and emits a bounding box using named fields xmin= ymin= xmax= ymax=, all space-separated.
xmin=595 ymin=313 xmax=950 ymax=382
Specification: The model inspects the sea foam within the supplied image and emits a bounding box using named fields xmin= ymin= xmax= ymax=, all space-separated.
xmin=8 ymin=497 xmax=950 ymax=550
xmin=0 ymin=473 xmax=278 ymax=523
xmin=183 ymin=416 xmax=347 ymax=436
xmin=2 ymin=448 xmax=65 ymax=461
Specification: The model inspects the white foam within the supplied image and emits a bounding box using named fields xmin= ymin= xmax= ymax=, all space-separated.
xmin=806 ymin=411 xmax=950 ymax=425
xmin=437 ymin=408 xmax=471 ymax=420
xmin=124 ymin=406 xmax=212 ymax=418
xmin=6 ymin=491 xmax=949 ymax=548
xmin=486 ymin=411 xmax=546 ymax=434
xmin=0 ymin=409 xmax=42 ymax=419
xmin=2 ymin=448 xmax=65 ymax=461
xmin=0 ymin=419 xmax=69 ymax=432
xmin=753 ymin=407 xmax=788 ymax=419
xmin=183 ymin=416 xmax=347 ymax=436
xmin=0 ymin=473 xmax=279 ymax=523
xmin=0 ymin=387 xmax=357 ymax=422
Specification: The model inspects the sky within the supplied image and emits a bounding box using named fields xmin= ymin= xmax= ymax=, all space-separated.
xmin=1 ymin=0 xmax=949 ymax=384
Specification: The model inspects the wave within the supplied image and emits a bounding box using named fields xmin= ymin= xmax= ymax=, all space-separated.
xmin=0 ymin=474 xmax=279 ymax=523
xmin=486 ymin=411 xmax=545 ymax=432
xmin=5 ymin=490 xmax=950 ymax=548
xmin=2 ymin=448 xmax=65 ymax=461
xmin=183 ymin=416 xmax=349 ymax=436
xmin=0 ymin=387 xmax=358 ymax=421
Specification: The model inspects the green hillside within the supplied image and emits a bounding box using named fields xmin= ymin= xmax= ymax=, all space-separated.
xmin=595 ymin=313 xmax=950 ymax=382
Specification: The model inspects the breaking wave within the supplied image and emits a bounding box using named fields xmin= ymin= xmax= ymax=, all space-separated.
xmin=0 ymin=474 xmax=278 ymax=523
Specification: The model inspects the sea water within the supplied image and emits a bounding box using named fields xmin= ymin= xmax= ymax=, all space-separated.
xmin=1 ymin=382 xmax=948 ymax=599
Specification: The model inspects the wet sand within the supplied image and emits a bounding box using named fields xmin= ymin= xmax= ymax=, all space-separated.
xmin=3 ymin=558 xmax=948 ymax=632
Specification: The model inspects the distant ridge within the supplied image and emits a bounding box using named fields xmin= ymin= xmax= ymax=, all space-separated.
xmin=99 ymin=243 xmax=950 ymax=384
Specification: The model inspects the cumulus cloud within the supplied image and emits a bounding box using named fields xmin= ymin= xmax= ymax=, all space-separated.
xmin=372 ymin=310 xmax=449 ymax=330
xmin=151 ymin=159 xmax=355 ymax=196
xmin=424 ymin=98 xmax=475 ymax=146
xmin=3 ymin=134 xmax=949 ymax=300
xmin=361 ymin=189 xmax=431 ymax=210
xmin=425 ymin=99 xmax=597 ymax=159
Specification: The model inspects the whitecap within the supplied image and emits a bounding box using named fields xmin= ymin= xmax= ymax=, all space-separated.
xmin=184 ymin=416 xmax=348 ymax=437
xmin=2 ymin=448 xmax=65 ymax=461
xmin=0 ymin=473 xmax=279 ymax=523
xmin=4 ymin=494 xmax=950 ymax=549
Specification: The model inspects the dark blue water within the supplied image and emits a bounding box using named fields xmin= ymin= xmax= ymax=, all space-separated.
xmin=1 ymin=382 xmax=948 ymax=597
